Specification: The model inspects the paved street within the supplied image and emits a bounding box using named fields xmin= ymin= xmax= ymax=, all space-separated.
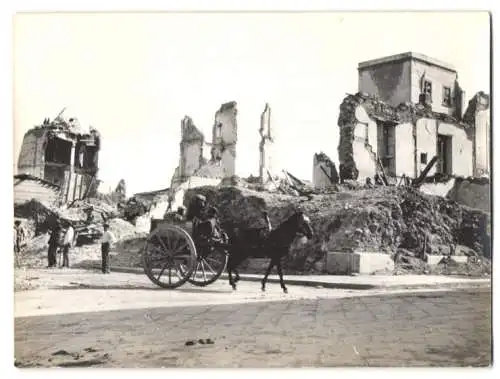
xmin=15 ymin=287 xmax=491 ymax=368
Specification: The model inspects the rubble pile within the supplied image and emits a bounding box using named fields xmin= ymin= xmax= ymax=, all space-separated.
xmin=184 ymin=185 xmax=490 ymax=273
xmin=14 ymin=199 xmax=57 ymax=235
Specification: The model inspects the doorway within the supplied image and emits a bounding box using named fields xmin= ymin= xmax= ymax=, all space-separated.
xmin=437 ymin=134 xmax=452 ymax=174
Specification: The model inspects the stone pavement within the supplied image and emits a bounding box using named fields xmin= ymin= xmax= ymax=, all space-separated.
xmin=14 ymin=288 xmax=492 ymax=367
xmin=14 ymin=268 xmax=490 ymax=318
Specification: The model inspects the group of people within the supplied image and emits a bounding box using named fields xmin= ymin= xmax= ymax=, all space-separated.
xmin=46 ymin=218 xmax=75 ymax=268
xmin=14 ymin=215 xmax=116 ymax=274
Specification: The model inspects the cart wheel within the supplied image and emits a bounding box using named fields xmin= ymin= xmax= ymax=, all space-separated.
xmin=143 ymin=225 xmax=196 ymax=289
xmin=185 ymin=245 xmax=228 ymax=287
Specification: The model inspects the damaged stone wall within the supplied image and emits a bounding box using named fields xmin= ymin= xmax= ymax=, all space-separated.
xmin=312 ymin=152 xmax=339 ymax=188
xmin=16 ymin=112 xmax=101 ymax=204
xmin=337 ymin=92 xmax=475 ymax=182
xmin=177 ymin=116 xmax=205 ymax=183
xmin=168 ymin=101 xmax=239 ymax=212
xmin=463 ymin=91 xmax=490 ymax=177
xmin=211 ymin=101 xmax=238 ymax=178
xmin=259 ymin=103 xmax=274 ymax=182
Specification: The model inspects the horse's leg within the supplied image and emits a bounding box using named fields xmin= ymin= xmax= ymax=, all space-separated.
xmin=227 ymin=255 xmax=237 ymax=290
xmin=234 ymin=267 xmax=241 ymax=283
xmin=261 ymin=257 xmax=277 ymax=292
xmin=277 ymin=257 xmax=288 ymax=294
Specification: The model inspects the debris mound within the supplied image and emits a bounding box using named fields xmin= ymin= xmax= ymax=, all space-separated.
xmin=184 ymin=185 xmax=490 ymax=273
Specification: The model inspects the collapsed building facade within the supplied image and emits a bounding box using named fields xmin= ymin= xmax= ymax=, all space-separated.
xmin=337 ymin=52 xmax=490 ymax=182
xmin=15 ymin=110 xmax=101 ymax=205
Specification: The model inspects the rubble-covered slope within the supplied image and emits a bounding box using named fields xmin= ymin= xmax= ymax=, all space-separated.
xmin=185 ymin=185 xmax=490 ymax=271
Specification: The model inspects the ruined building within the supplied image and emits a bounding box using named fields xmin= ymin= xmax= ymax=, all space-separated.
xmin=15 ymin=110 xmax=101 ymax=205
xmin=168 ymin=101 xmax=238 ymax=209
xmin=338 ymin=52 xmax=490 ymax=182
xmin=259 ymin=103 xmax=274 ymax=183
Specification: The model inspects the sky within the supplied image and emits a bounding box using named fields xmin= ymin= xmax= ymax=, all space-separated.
xmin=13 ymin=11 xmax=490 ymax=195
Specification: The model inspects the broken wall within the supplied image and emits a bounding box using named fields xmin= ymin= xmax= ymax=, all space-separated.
xmin=212 ymin=101 xmax=238 ymax=178
xmin=312 ymin=152 xmax=338 ymax=188
xmin=464 ymin=92 xmax=491 ymax=177
xmin=259 ymin=103 xmax=274 ymax=182
xmin=179 ymin=116 xmax=205 ymax=181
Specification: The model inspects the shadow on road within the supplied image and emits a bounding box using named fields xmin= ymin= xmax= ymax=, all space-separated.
xmin=57 ymin=283 xmax=233 ymax=294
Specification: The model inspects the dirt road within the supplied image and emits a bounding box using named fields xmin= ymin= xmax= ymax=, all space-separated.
xmin=15 ymin=288 xmax=491 ymax=368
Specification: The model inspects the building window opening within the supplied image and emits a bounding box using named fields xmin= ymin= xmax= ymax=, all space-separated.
xmin=442 ymin=86 xmax=452 ymax=107
xmin=423 ymin=80 xmax=433 ymax=102
xmin=45 ymin=136 xmax=72 ymax=165
xmin=420 ymin=153 xmax=428 ymax=165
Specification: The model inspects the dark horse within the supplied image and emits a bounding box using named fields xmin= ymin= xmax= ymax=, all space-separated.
xmin=221 ymin=211 xmax=314 ymax=293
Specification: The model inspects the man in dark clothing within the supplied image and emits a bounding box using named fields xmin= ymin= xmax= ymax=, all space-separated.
xmin=14 ymin=220 xmax=26 ymax=254
xmin=47 ymin=220 xmax=62 ymax=268
xmin=100 ymin=223 xmax=115 ymax=274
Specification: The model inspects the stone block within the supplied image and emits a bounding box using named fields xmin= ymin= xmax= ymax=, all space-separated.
xmin=326 ymin=252 xmax=360 ymax=275
xmin=427 ymin=255 xmax=468 ymax=265
xmin=357 ymin=252 xmax=394 ymax=274
xmin=326 ymin=252 xmax=394 ymax=275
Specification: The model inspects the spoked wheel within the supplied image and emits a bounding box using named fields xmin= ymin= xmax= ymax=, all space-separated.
xmin=142 ymin=225 xmax=196 ymax=289
xmin=184 ymin=244 xmax=228 ymax=287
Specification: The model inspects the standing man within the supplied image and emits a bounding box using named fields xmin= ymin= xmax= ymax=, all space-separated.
xmin=14 ymin=220 xmax=26 ymax=254
xmin=100 ymin=223 xmax=115 ymax=274
xmin=61 ymin=221 xmax=75 ymax=268
xmin=47 ymin=219 xmax=62 ymax=268
xmin=14 ymin=220 xmax=26 ymax=268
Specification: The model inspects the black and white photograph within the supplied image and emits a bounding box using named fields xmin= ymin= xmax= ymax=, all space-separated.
xmin=10 ymin=7 xmax=493 ymax=370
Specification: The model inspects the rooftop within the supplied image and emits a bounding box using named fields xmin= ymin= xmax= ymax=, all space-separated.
xmin=358 ymin=52 xmax=456 ymax=73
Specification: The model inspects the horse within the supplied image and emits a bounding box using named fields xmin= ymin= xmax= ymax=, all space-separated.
xmin=221 ymin=210 xmax=314 ymax=293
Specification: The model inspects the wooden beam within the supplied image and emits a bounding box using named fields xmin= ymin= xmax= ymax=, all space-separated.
xmin=319 ymin=166 xmax=334 ymax=185
xmin=285 ymin=171 xmax=305 ymax=186
xmin=413 ymin=155 xmax=438 ymax=187
xmin=267 ymin=169 xmax=283 ymax=193
xmin=376 ymin=158 xmax=388 ymax=186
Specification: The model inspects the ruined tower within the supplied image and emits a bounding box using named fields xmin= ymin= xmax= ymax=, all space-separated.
xmin=211 ymin=101 xmax=238 ymax=178
xmin=178 ymin=116 xmax=205 ymax=182
xmin=259 ymin=103 xmax=274 ymax=182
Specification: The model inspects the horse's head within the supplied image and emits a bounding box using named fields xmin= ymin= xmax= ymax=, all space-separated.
xmin=293 ymin=211 xmax=314 ymax=240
